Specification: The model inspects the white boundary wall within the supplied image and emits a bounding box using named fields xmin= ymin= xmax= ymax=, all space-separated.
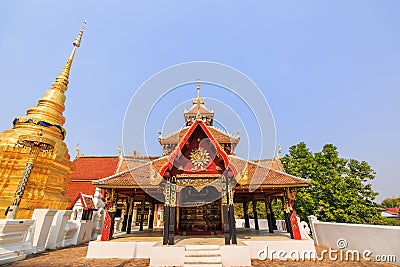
xmin=31 ymin=209 xmax=57 ymax=253
xmin=0 ymin=219 xmax=34 ymax=265
xmin=309 ymin=215 xmax=400 ymax=265
xmin=46 ymin=210 xmax=72 ymax=249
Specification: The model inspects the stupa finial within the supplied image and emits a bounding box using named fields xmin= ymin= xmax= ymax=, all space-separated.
xmin=53 ymin=20 xmax=86 ymax=92
xmin=73 ymin=20 xmax=86 ymax=48
xmin=276 ymin=144 xmax=282 ymax=159
xmin=17 ymin=20 xmax=87 ymax=139
xmin=196 ymin=78 xmax=201 ymax=99
xmin=196 ymin=78 xmax=201 ymax=119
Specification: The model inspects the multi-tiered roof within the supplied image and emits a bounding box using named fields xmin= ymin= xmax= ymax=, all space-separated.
xmin=94 ymin=82 xmax=309 ymax=190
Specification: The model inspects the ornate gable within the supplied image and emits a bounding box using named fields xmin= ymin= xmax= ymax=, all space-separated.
xmin=160 ymin=119 xmax=230 ymax=177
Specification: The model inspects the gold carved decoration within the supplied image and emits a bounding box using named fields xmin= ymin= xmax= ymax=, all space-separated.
xmin=177 ymin=178 xmax=211 ymax=188
xmin=175 ymin=177 xmax=222 ymax=192
xmin=150 ymin=163 xmax=163 ymax=185
xmin=190 ymin=147 xmax=210 ymax=171
xmin=236 ymin=162 xmax=249 ymax=185
xmin=176 ymin=173 xmax=220 ymax=178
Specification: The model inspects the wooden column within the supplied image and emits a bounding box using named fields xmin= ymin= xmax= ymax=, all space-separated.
xmin=283 ymin=190 xmax=294 ymax=239
xmin=285 ymin=211 xmax=294 ymax=239
xmin=168 ymin=206 xmax=176 ymax=245
xmin=265 ymin=197 xmax=274 ymax=233
xmin=281 ymin=196 xmax=289 ymax=233
xmin=107 ymin=189 xmax=118 ymax=239
xmin=270 ymin=200 xmax=278 ymax=230
xmin=126 ymin=196 xmax=134 ymax=234
xmin=168 ymin=177 xmax=177 ymax=245
xmin=223 ymin=205 xmax=230 ymax=245
xmin=228 ymin=177 xmax=237 ymax=244
xmin=252 ymin=199 xmax=259 ymax=230
xmin=148 ymin=199 xmax=155 ymax=229
xmin=139 ymin=198 xmax=145 ymax=231
xmin=243 ymin=198 xmax=250 ymax=228
xmin=162 ymin=179 xmax=171 ymax=245
xmin=221 ymin=175 xmax=230 ymax=245
xmin=121 ymin=198 xmax=129 ymax=232
xmin=162 ymin=204 xmax=170 ymax=245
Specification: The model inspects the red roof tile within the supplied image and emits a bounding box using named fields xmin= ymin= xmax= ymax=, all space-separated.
xmin=94 ymin=155 xmax=308 ymax=188
xmin=252 ymin=158 xmax=285 ymax=172
xmin=229 ymin=156 xmax=309 ymax=187
xmin=160 ymin=126 xmax=239 ymax=145
xmin=94 ymin=157 xmax=169 ymax=187
xmin=185 ymin=103 xmax=214 ymax=116
xmin=70 ymin=156 xmax=119 ymax=180
xmin=66 ymin=181 xmax=96 ymax=203
xmin=386 ymin=208 xmax=399 ymax=214
xmin=67 ymin=192 xmax=97 ymax=210
xmin=116 ymin=157 xmax=152 ymax=173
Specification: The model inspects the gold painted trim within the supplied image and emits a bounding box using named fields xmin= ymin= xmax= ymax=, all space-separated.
xmin=176 ymin=173 xmax=221 ymax=178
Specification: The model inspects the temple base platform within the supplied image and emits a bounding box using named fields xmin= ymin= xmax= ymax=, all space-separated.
xmin=86 ymin=228 xmax=316 ymax=266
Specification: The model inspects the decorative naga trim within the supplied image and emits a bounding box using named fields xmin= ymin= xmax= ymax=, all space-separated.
xmin=14 ymin=116 xmax=67 ymax=139
xmin=236 ymin=162 xmax=249 ymax=185
xmin=150 ymin=163 xmax=163 ymax=185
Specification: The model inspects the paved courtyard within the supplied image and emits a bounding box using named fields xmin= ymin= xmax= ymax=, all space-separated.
xmin=4 ymin=242 xmax=397 ymax=267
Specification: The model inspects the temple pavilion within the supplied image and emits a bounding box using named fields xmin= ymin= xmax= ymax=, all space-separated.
xmin=94 ymin=82 xmax=309 ymax=245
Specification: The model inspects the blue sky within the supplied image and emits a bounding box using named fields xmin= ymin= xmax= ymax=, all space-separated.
xmin=1 ymin=1 xmax=399 ymax=202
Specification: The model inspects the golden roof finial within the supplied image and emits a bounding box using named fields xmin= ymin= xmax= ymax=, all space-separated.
xmin=196 ymin=78 xmax=201 ymax=119
xmin=118 ymin=145 xmax=122 ymax=158
xmin=276 ymin=144 xmax=282 ymax=159
xmin=21 ymin=20 xmax=86 ymax=133
xmin=73 ymin=20 xmax=86 ymax=48
xmin=54 ymin=20 xmax=86 ymax=92
xmin=76 ymin=143 xmax=82 ymax=158
xmin=196 ymin=78 xmax=201 ymax=99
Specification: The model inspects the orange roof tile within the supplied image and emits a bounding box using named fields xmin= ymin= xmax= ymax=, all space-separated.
xmin=160 ymin=126 xmax=239 ymax=145
xmin=70 ymin=156 xmax=119 ymax=180
xmin=184 ymin=103 xmax=214 ymax=115
xmin=252 ymin=158 xmax=285 ymax=172
xmin=229 ymin=156 xmax=309 ymax=187
xmin=94 ymin=156 xmax=169 ymax=187
xmin=67 ymin=192 xmax=97 ymax=210
xmin=94 ymin=155 xmax=308 ymax=189
xmin=116 ymin=157 xmax=152 ymax=173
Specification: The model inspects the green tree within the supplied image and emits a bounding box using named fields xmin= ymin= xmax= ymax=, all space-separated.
xmin=282 ymin=142 xmax=383 ymax=224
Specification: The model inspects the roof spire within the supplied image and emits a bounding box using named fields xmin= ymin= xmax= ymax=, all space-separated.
xmin=76 ymin=143 xmax=83 ymax=158
xmin=196 ymin=78 xmax=201 ymax=99
xmin=53 ymin=20 xmax=86 ymax=93
xmin=276 ymin=144 xmax=282 ymax=159
xmin=196 ymin=78 xmax=201 ymax=119
xmin=118 ymin=145 xmax=123 ymax=158
xmin=19 ymin=20 xmax=86 ymax=135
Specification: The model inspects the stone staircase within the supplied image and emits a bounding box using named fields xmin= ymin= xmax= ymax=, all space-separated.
xmin=184 ymin=245 xmax=222 ymax=267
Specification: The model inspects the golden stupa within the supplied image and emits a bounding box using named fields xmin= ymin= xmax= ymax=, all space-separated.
xmin=0 ymin=21 xmax=86 ymax=219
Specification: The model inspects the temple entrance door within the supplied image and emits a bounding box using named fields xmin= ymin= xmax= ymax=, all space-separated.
xmin=178 ymin=186 xmax=222 ymax=235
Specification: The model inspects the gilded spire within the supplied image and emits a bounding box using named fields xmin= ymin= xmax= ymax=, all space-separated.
xmin=196 ymin=78 xmax=201 ymax=100
xmin=73 ymin=20 xmax=86 ymax=48
xmin=276 ymin=144 xmax=282 ymax=159
xmin=196 ymin=78 xmax=201 ymax=119
xmin=53 ymin=20 xmax=86 ymax=93
xmin=17 ymin=21 xmax=86 ymax=137
xmin=192 ymin=78 xmax=204 ymax=106
xmin=118 ymin=145 xmax=123 ymax=158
